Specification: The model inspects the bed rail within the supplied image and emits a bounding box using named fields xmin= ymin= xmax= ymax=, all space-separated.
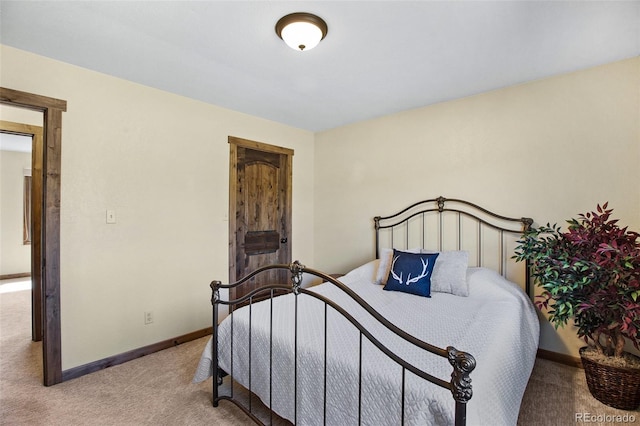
xmin=211 ymin=261 xmax=475 ymax=426
xmin=374 ymin=196 xmax=533 ymax=297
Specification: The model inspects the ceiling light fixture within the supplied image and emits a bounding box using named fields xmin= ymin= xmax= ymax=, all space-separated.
xmin=275 ymin=12 xmax=328 ymax=51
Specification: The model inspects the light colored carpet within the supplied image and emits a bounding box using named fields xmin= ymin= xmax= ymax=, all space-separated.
xmin=1 ymin=286 xmax=638 ymax=425
xmin=0 ymin=288 xmax=249 ymax=425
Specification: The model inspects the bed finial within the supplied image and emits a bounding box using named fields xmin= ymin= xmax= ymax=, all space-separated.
xmin=437 ymin=196 xmax=446 ymax=212
xmin=290 ymin=260 xmax=306 ymax=294
xmin=210 ymin=281 xmax=221 ymax=306
xmin=373 ymin=216 xmax=380 ymax=230
xmin=447 ymin=346 xmax=476 ymax=403
xmin=522 ymin=217 xmax=534 ymax=231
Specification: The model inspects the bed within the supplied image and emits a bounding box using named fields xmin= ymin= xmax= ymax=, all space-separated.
xmin=193 ymin=196 xmax=540 ymax=425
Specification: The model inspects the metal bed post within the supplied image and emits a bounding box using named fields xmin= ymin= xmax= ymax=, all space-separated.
xmin=210 ymin=280 xmax=221 ymax=407
xmin=448 ymin=346 xmax=476 ymax=426
xmin=269 ymin=290 xmax=274 ymax=425
xmin=438 ymin=201 xmax=444 ymax=251
xmin=248 ymin=299 xmax=253 ymax=412
xmin=290 ymin=261 xmax=304 ymax=425
xmin=374 ymin=216 xmax=381 ymax=259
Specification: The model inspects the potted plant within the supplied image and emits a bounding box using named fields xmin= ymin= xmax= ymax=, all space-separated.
xmin=514 ymin=203 xmax=640 ymax=410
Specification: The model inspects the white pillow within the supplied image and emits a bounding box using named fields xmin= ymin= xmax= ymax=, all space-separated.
xmin=421 ymin=250 xmax=470 ymax=296
xmin=375 ymin=247 xmax=421 ymax=285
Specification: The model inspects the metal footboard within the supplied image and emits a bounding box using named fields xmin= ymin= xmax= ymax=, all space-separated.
xmin=210 ymin=261 xmax=476 ymax=426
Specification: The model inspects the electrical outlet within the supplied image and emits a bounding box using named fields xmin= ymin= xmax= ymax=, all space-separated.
xmin=144 ymin=311 xmax=153 ymax=325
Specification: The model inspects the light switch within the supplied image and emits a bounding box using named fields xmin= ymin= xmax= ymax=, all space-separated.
xmin=106 ymin=210 xmax=116 ymax=224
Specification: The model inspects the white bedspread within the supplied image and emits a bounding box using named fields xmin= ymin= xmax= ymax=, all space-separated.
xmin=194 ymin=262 xmax=539 ymax=426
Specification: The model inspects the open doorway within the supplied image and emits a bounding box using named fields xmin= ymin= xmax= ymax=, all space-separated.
xmin=0 ymin=119 xmax=43 ymax=342
xmin=0 ymin=87 xmax=66 ymax=386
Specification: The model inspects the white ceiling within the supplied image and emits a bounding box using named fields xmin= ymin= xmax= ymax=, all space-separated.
xmin=1 ymin=1 xmax=638 ymax=132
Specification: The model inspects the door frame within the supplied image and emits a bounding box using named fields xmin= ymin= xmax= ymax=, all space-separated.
xmin=0 ymin=120 xmax=44 ymax=342
xmin=0 ymin=87 xmax=67 ymax=386
xmin=228 ymin=136 xmax=293 ymax=284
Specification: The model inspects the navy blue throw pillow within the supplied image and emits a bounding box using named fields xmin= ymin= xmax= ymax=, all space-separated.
xmin=383 ymin=250 xmax=439 ymax=297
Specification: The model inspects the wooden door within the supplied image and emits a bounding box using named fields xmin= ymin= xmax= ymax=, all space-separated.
xmin=229 ymin=137 xmax=293 ymax=302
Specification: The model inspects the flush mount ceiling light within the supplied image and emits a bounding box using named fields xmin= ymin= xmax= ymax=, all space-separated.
xmin=275 ymin=12 xmax=328 ymax=51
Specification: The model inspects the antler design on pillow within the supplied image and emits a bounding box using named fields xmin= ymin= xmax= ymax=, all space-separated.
xmin=390 ymin=255 xmax=430 ymax=286
xmin=406 ymin=257 xmax=430 ymax=286
xmin=390 ymin=255 xmax=403 ymax=284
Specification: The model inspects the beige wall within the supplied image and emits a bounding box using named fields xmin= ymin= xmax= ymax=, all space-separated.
xmin=2 ymin=42 xmax=638 ymax=365
xmin=0 ymin=45 xmax=315 ymax=369
xmin=0 ymin=105 xmax=43 ymax=126
xmin=0 ymin=150 xmax=31 ymax=275
xmin=314 ymin=57 xmax=640 ymax=357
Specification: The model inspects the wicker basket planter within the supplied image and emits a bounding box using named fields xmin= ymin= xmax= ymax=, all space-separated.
xmin=580 ymin=346 xmax=640 ymax=410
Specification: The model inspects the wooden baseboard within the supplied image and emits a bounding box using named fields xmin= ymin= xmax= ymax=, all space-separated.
xmin=0 ymin=272 xmax=31 ymax=281
xmin=61 ymin=327 xmax=212 ymax=382
xmin=537 ymin=348 xmax=583 ymax=369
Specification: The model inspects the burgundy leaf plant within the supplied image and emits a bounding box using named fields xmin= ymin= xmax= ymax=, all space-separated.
xmin=514 ymin=203 xmax=640 ymax=359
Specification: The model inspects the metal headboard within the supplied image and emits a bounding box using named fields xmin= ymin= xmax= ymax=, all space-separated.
xmin=374 ymin=196 xmax=533 ymax=296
